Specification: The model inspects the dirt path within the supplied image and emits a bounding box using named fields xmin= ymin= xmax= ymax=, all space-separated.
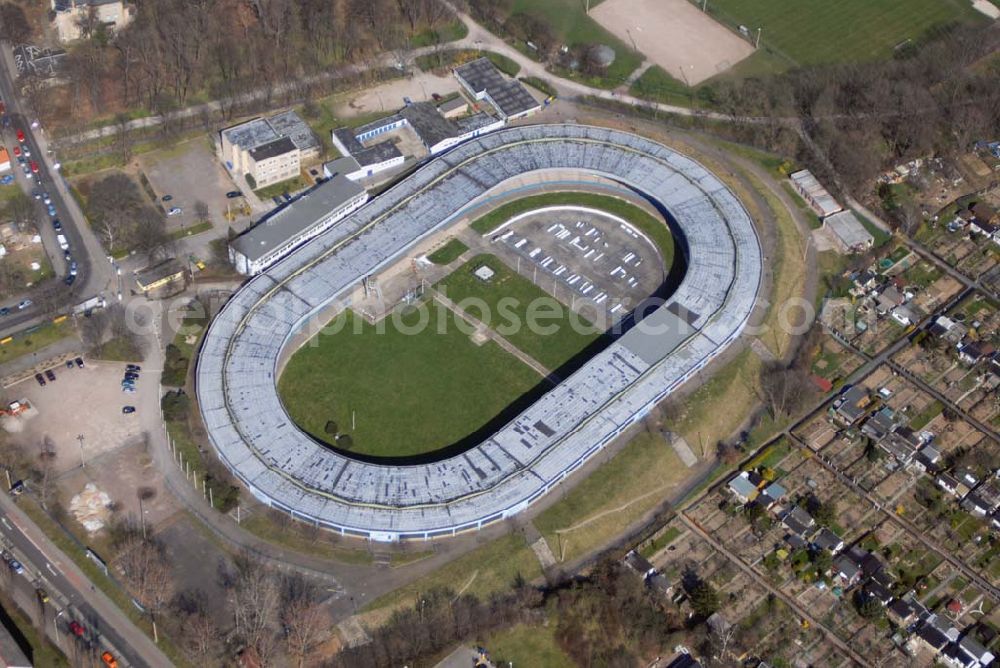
xmin=554 ymin=482 xmax=675 ymax=535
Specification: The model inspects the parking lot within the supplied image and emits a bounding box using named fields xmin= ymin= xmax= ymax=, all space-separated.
xmin=138 ymin=138 xmax=252 ymax=237
xmin=488 ymin=208 xmax=666 ymax=321
xmin=4 ymin=358 xmax=151 ymax=476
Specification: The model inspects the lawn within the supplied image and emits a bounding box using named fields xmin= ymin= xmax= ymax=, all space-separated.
xmin=909 ymin=400 xmax=943 ymax=430
xmin=639 ymin=525 xmax=682 ymax=559
xmin=740 ymin=169 xmax=806 ymax=358
xmin=0 ymin=320 xmax=75 ymax=365
xmin=853 ymin=209 xmax=893 ymax=248
xmin=411 ymin=19 xmax=468 ymax=47
xmin=435 ymin=254 xmax=603 ymax=371
xmin=469 ymin=191 xmax=676 ymax=272
xmin=479 ymin=623 xmax=575 ymax=668
xmin=239 ymin=511 xmax=374 ymax=565
xmin=427 ymin=238 xmax=468 ymax=265
xmin=629 ymin=65 xmax=697 ymax=107
xmin=363 ymin=532 xmax=542 ymax=614
xmin=519 ymin=76 xmax=557 ymax=98
xmin=704 ymin=0 xmax=984 ymax=69
xmin=253 ymin=174 xmax=312 ymax=200
xmin=91 ymin=335 xmax=143 ymax=362
xmin=533 ymin=432 xmax=685 ymax=563
xmin=278 ymin=308 xmax=545 ymax=458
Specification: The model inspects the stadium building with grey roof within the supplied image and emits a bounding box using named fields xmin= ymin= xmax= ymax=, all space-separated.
xmin=197 ymin=124 xmax=762 ymax=541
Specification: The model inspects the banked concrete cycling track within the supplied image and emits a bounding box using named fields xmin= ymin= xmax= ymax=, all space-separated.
xmin=196 ymin=124 xmax=763 ymax=541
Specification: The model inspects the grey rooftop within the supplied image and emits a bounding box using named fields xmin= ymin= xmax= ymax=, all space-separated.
xmin=230 ymin=174 xmax=366 ymax=264
xmin=197 ymin=124 xmax=762 ymax=540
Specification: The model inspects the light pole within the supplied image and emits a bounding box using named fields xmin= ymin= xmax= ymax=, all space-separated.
xmin=76 ymin=434 xmax=86 ymax=468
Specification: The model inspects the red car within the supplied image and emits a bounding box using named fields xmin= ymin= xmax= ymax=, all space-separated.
xmin=15 ymin=129 xmax=24 ymax=143
xmin=11 ymin=146 xmax=19 ymax=157
xmin=30 ymin=161 xmax=38 ymax=174
xmin=68 ymin=620 xmax=84 ymax=637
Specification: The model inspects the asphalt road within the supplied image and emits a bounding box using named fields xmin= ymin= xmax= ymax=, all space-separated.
xmin=0 ymin=492 xmax=170 ymax=667
xmin=0 ymin=41 xmax=111 ymax=337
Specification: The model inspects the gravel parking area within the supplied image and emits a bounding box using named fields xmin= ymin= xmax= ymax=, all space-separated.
xmin=138 ymin=139 xmax=243 ymax=237
xmin=4 ymin=358 xmax=151 ymax=475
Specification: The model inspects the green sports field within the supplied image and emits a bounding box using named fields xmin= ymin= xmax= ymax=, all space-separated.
xmin=706 ymin=0 xmax=985 ymax=69
xmin=435 ymin=254 xmax=603 ymax=371
xmin=278 ymin=309 xmax=544 ymax=459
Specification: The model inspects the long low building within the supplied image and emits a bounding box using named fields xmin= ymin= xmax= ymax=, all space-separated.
xmin=228 ymin=174 xmax=369 ymax=276
xmin=331 ymin=100 xmax=506 ymax=180
xmin=197 ymin=124 xmax=762 ymax=541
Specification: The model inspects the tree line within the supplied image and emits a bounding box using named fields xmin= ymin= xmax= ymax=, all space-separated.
xmin=328 ymin=559 xmax=689 ymax=668
xmin=0 ymin=0 xmax=457 ymax=127
xmin=701 ymin=23 xmax=1000 ymax=217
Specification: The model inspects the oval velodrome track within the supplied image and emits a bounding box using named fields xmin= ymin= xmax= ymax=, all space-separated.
xmin=196 ymin=124 xmax=763 ymax=541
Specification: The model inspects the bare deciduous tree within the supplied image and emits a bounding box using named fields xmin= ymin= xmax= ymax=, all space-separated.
xmin=35 ymin=436 xmax=57 ymax=509
xmin=231 ymin=552 xmax=281 ymax=665
xmin=281 ymin=576 xmax=327 ymax=667
xmin=758 ymin=362 xmax=808 ymax=420
xmin=193 ymin=199 xmax=210 ymax=225
xmin=114 ymin=534 xmax=175 ymax=643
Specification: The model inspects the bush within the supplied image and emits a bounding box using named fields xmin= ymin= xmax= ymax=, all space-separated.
xmin=161 ymin=343 xmax=189 ymax=386
xmin=324 ymin=420 xmax=338 ymax=435
xmin=336 ymin=434 xmax=353 ymax=450
xmin=244 ymin=173 xmax=256 ymax=189
xmin=161 ymin=390 xmax=190 ymax=422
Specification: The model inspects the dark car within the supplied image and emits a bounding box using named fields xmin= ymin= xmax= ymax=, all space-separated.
xmin=65 ymin=359 xmax=74 ymax=369
xmin=225 ymin=190 xmax=242 ymax=198
xmin=0 ymin=307 xmax=9 ymax=317
xmin=64 ymin=274 xmax=75 ymax=286
xmin=282 ymin=192 xmax=292 ymax=202
xmin=122 ymin=406 xmax=135 ymax=414
xmin=124 ymin=373 xmax=138 ymax=382
xmin=52 ymin=219 xmax=62 ymax=231
xmin=75 ymin=357 xmax=84 ymax=368
xmin=34 ymin=373 xmax=45 ymax=386
xmin=272 ymin=196 xmax=283 ymax=206
xmin=126 ymin=364 xmax=141 ymax=372
xmin=44 ymin=369 xmax=55 ymax=382
xmin=161 ymin=194 xmax=173 ymax=202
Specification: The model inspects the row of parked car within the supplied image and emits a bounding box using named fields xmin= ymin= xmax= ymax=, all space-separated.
xmin=34 ymin=357 xmax=85 ymax=386
xmin=122 ymin=363 xmax=140 ymax=394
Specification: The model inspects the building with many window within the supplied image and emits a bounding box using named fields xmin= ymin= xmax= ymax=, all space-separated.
xmin=228 ymin=174 xmax=368 ymax=276
xmin=220 ymin=111 xmax=321 ymax=189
